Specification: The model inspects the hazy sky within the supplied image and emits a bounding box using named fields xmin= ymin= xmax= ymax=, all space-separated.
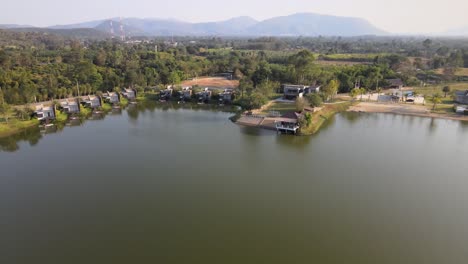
xmin=2 ymin=0 xmax=468 ymax=33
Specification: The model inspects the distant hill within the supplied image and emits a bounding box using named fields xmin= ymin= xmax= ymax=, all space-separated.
xmin=4 ymin=27 xmax=110 ymax=39
xmin=93 ymin=14 xmax=384 ymax=36
xmin=0 ymin=24 xmax=35 ymax=29
xmin=3 ymin=13 xmax=387 ymax=37
xmin=49 ymin=19 xmax=109 ymax=29
xmin=246 ymin=13 xmax=386 ymax=36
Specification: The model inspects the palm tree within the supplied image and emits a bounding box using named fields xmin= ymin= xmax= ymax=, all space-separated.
xmin=432 ymin=94 xmax=442 ymax=110
xmin=350 ymin=88 xmax=360 ymax=101
xmin=442 ymin=86 xmax=451 ymax=98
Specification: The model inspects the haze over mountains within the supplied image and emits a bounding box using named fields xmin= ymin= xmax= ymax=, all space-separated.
xmin=1 ymin=13 xmax=386 ymax=37
xmin=1 ymin=12 xmax=467 ymax=37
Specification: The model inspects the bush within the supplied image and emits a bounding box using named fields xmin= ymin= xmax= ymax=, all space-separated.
xmin=295 ymin=97 xmax=307 ymax=112
xmin=307 ymin=93 xmax=323 ymax=107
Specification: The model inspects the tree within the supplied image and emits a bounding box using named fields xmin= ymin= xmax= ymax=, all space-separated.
xmin=442 ymin=86 xmax=451 ymax=98
xmin=432 ymin=94 xmax=442 ymax=110
xmin=350 ymin=88 xmax=360 ymax=100
xmin=295 ymin=97 xmax=307 ymax=112
xmin=0 ymin=102 xmax=11 ymax=123
xmin=423 ymin=39 xmax=432 ymax=57
xmin=14 ymin=107 xmax=31 ymax=120
xmin=307 ymin=93 xmax=323 ymax=107
xmin=304 ymin=113 xmax=312 ymax=127
xmin=322 ymin=80 xmax=339 ymax=102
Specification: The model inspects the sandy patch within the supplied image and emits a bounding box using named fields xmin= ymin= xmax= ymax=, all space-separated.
xmin=348 ymin=102 xmax=468 ymax=121
xmin=181 ymin=77 xmax=239 ymax=89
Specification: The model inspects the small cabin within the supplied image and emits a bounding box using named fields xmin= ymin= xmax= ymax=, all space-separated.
xmin=282 ymin=85 xmax=305 ymax=100
xmin=385 ymin=79 xmax=404 ymax=89
xmin=197 ymin=88 xmax=212 ymax=103
xmin=280 ymin=84 xmax=320 ymax=98
xmin=60 ymin=99 xmax=80 ymax=114
xmin=122 ymin=89 xmax=137 ymax=100
xmin=179 ymin=87 xmax=192 ymax=101
xmin=275 ymin=112 xmax=302 ymax=135
xmin=35 ymin=105 xmax=56 ymax=121
xmin=304 ymin=85 xmax=321 ymax=94
xmin=455 ymin=90 xmax=468 ymax=104
xmin=102 ymin=92 xmax=120 ymax=104
xmin=82 ymin=95 xmax=102 ymax=109
xmin=160 ymin=87 xmax=173 ymax=101
xmin=219 ymin=89 xmax=234 ymax=104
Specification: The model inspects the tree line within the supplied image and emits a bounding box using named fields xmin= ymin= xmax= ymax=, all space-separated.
xmin=1 ymin=31 xmax=467 ymax=108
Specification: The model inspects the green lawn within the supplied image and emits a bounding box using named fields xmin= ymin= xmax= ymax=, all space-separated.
xmin=435 ymin=68 xmax=468 ymax=76
xmin=0 ymin=118 xmax=39 ymax=138
xmin=259 ymin=101 xmax=296 ymax=115
xmin=413 ymin=83 xmax=468 ymax=97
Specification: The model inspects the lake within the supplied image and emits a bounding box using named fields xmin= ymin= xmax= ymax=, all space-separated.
xmin=2 ymin=102 xmax=468 ymax=264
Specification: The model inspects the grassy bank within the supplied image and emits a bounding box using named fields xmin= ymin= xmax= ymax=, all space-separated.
xmin=0 ymin=119 xmax=40 ymax=138
xmin=299 ymin=102 xmax=353 ymax=135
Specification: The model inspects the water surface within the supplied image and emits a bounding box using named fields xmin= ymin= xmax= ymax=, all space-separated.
xmin=2 ymin=104 xmax=468 ymax=264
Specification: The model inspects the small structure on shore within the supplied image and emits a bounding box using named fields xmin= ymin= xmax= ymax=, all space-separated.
xmin=60 ymin=99 xmax=80 ymax=114
xmin=281 ymin=84 xmax=321 ymax=100
xmin=455 ymin=105 xmax=468 ymax=114
xmin=102 ymin=92 xmax=121 ymax=104
xmin=219 ymin=89 xmax=234 ymax=104
xmin=275 ymin=112 xmax=302 ymax=135
xmin=34 ymin=104 xmax=56 ymax=121
xmin=178 ymin=87 xmax=192 ymax=102
xmin=160 ymin=87 xmax=173 ymax=101
xmin=197 ymin=88 xmax=212 ymax=104
xmin=122 ymin=89 xmax=137 ymax=101
xmin=455 ymin=90 xmax=468 ymax=104
xmin=385 ymin=79 xmax=404 ymax=89
xmin=391 ymin=90 xmax=414 ymax=102
xmin=82 ymin=95 xmax=102 ymax=109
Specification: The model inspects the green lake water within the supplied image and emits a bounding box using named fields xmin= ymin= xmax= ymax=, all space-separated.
xmin=2 ymin=102 xmax=468 ymax=264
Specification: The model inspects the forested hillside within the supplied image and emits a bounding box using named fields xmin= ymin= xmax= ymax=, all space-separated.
xmin=1 ymin=30 xmax=468 ymax=108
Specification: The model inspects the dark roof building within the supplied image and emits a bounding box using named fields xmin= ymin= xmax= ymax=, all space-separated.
xmin=455 ymin=90 xmax=468 ymax=104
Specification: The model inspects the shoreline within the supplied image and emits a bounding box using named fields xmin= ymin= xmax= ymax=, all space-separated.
xmin=348 ymin=102 xmax=468 ymax=121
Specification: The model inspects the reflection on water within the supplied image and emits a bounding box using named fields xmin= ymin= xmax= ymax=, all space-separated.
xmin=2 ymin=108 xmax=468 ymax=264
xmin=0 ymin=126 xmax=42 ymax=152
xmin=0 ymin=102 xmax=239 ymax=152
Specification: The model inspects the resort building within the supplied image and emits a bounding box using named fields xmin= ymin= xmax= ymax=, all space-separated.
xmin=197 ymin=88 xmax=212 ymax=103
xmin=35 ymin=105 xmax=56 ymax=121
xmin=281 ymin=84 xmax=321 ymax=100
xmin=160 ymin=87 xmax=173 ymax=101
xmin=122 ymin=89 xmax=137 ymax=100
xmin=455 ymin=90 xmax=468 ymax=104
xmin=102 ymin=92 xmax=120 ymax=104
xmin=275 ymin=112 xmax=302 ymax=134
xmin=179 ymin=87 xmax=192 ymax=101
xmin=82 ymin=95 xmax=102 ymax=109
xmin=219 ymin=89 xmax=234 ymax=104
xmin=385 ymin=79 xmax=404 ymax=89
xmin=60 ymin=99 xmax=80 ymax=114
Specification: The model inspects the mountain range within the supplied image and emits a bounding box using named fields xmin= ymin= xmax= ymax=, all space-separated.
xmin=0 ymin=13 xmax=387 ymax=37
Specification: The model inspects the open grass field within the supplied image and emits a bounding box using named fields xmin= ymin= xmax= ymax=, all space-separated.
xmin=0 ymin=119 xmax=39 ymax=138
xmin=181 ymin=77 xmax=239 ymax=89
xmin=321 ymin=53 xmax=385 ymax=60
xmin=317 ymin=60 xmax=368 ymax=66
xmin=412 ymin=82 xmax=468 ymax=97
xmin=435 ymin=68 xmax=468 ymax=76
xmin=258 ymin=101 xmax=296 ymax=115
